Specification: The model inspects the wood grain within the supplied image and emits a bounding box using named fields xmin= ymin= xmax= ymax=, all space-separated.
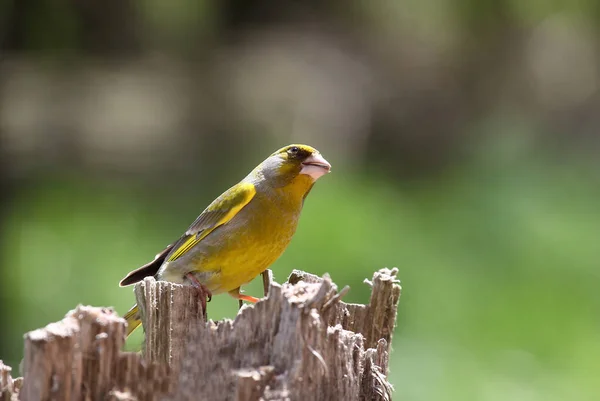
xmin=2 ymin=269 xmax=401 ymax=401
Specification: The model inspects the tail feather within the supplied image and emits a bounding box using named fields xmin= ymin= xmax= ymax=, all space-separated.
xmin=119 ymin=243 xmax=174 ymax=286
xmin=124 ymin=304 xmax=142 ymax=337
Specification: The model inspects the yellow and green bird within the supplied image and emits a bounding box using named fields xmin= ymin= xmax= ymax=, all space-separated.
xmin=119 ymin=144 xmax=331 ymax=336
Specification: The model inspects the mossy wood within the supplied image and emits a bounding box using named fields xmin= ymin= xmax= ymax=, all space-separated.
xmin=1 ymin=268 xmax=401 ymax=401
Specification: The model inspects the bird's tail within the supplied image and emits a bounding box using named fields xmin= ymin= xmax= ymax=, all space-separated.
xmin=124 ymin=304 xmax=142 ymax=337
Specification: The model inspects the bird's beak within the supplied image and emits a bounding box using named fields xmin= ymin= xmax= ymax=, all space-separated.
xmin=300 ymin=153 xmax=331 ymax=180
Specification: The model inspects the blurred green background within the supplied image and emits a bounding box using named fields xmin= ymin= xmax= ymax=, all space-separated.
xmin=1 ymin=1 xmax=600 ymax=400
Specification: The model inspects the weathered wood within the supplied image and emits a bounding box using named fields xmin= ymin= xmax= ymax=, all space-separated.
xmin=1 ymin=269 xmax=401 ymax=401
xmin=17 ymin=306 xmax=169 ymax=401
xmin=161 ymin=268 xmax=401 ymax=401
xmin=262 ymin=269 xmax=273 ymax=297
xmin=288 ymin=268 xmax=401 ymax=351
xmin=1 ymin=360 xmax=21 ymax=401
xmin=134 ymin=277 xmax=204 ymax=380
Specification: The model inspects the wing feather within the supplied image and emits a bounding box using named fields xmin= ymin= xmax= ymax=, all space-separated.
xmin=166 ymin=182 xmax=256 ymax=262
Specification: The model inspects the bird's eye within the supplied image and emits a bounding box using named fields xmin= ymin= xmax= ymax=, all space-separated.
xmin=288 ymin=146 xmax=299 ymax=154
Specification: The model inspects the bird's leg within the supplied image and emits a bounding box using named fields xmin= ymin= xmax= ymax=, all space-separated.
xmin=261 ymin=269 xmax=273 ymax=297
xmin=185 ymin=272 xmax=212 ymax=317
xmin=229 ymin=287 xmax=259 ymax=310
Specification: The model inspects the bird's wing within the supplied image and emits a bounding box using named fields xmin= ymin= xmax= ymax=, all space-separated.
xmin=166 ymin=182 xmax=256 ymax=262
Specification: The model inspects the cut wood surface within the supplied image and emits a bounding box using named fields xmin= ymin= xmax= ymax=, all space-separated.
xmin=2 ymin=268 xmax=401 ymax=401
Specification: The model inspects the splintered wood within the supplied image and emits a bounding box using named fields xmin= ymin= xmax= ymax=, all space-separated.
xmin=135 ymin=277 xmax=206 ymax=379
xmin=15 ymin=306 xmax=169 ymax=401
xmin=1 ymin=360 xmax=21 ymax=401
xmin=2 ymin=269 xmax=401 ymax=401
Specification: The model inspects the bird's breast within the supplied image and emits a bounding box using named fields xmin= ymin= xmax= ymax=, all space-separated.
xmin=190 ymin=190 xmax=303 ymax=290
xmin=160 ymin=179 xmax=310 ymax=293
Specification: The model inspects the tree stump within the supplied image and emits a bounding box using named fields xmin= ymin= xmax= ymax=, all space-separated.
xmin=2 ymin=268 xmax=401 ymax=401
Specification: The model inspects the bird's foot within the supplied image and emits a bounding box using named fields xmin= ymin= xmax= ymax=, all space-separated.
xmin=185 ymin=272 xmax=212 ymax=316
xmin=229 ymin=287 xmax=259 ymax=310
xmin=238 ymin=294 xmax=259 ymax=303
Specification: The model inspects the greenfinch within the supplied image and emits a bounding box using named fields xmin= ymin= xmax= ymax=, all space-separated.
xmin=120 ymin=144 xmax=331 ymax=336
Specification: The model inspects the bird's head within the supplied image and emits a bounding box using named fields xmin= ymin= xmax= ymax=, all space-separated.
xmin=255 ymin=144 xmax=331 ymax=187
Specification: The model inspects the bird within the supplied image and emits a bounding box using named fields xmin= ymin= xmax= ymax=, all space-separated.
xmin=119 ymin=144 xmax=331 ymax=336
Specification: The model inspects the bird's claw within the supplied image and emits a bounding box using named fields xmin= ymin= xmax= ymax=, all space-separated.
xmin=186 ymin=272 xmax=212 ymax=317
